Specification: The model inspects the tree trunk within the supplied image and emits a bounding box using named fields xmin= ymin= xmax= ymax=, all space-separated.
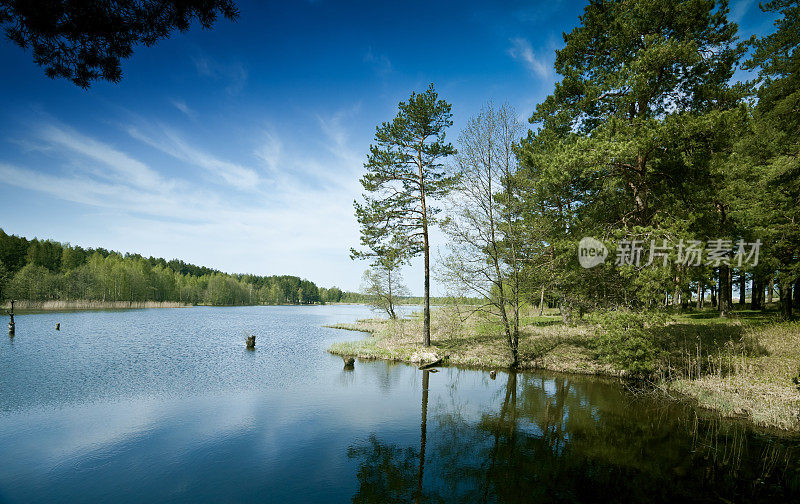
xmin=794 ymin=279 xmax=800 ymax=310
xmin=727 ymin=267 xmax=733 ymax=308
xmin=419 ymin=161 xmax=431 ymax=347
xmin=751 ymin=278 xmax=761 ymax=310
xmin=422 ymin=235 xmax=431 ymax=346
xmin=387 ymin=268 xmax=396 ymax=320
xmin=539 ymin=287 xmax=545 ymax=316
xmin=767 ymin=277 xmax=774 ymax=305
xmin=673 ymin=272 xmax=681 ymax=308
xmin=718 ymin=265 xmax=730 ymax=317
xmin=696 ymin=282 xmax=703 ymax=309
xmin=711 ymin=283 xmax=717 ymax=307
xmin=738 ymin=271 xmax=746 ymax=306
xmin=779 ymin=279 xmax=793 ymax=320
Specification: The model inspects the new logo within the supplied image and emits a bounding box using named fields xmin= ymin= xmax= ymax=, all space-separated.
xmin=578 ymin=237 xmax=608 ymax=268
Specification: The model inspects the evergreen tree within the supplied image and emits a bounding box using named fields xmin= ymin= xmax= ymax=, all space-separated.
xmin=517 ymin=0 xmax=745 ymax=314
xmin=353 ymin=84 xmax=457 ymax=345
xmin=735 ymin=0 xmax=800 ymax=319
xmin=0 ymin=0 xmax=238 ymax=87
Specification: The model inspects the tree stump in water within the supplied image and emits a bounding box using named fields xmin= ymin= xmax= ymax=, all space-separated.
xmin=343 ymin=356 xmax=355 ymax=370
xmin=246 ymin=335 xmax=256 ymax=350
xmin=55 ymin=323 xmax=60 ymax=331
xmin=8 ymin=300 xmax=14 ymax=336
xmin=489 ymin=370 xmax=497 ymax=379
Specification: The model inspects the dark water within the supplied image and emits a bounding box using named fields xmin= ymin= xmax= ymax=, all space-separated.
xmin=0 ymin=306 xmax=797 ymax=503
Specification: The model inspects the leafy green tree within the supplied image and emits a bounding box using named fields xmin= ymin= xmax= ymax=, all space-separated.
xmin=324 ymin=286 xmax=343 ymax=303
xmin=734 ymin=0 xmax=800 ymax=319
xmin=61 ymin=245 xmax=87 ymax=271
xmin=26 ymin=239 xmax=63 ymax=272
xmin=0 ymin=229 xmax=324 ymax=307
xmin=442 ymin=103 xmax=525 ymax=366
xmin=361 ymin=251 xmax=409 ymax=319
xmin=517 ymin=0 xmax=745 ymax=316
xmin=353 ymin=84 xmax=457 ymax=345
xmin=0 ymin=229 xmax=28 ymax=273
xmin=7 ymin=263 xmax=60 ymax=300
xmin=268 ymin=283 xmax=283 ymax=304
xmin=0 ymin=0 xmax=238 ymax=87
xmin=0 ymin=259 xmax=9 ymax=300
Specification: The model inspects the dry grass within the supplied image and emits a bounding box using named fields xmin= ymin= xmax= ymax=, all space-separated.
xmin=666 ymin=320 xmax=800 ymax=431
xmin=328 ymin=306 xmax=619 ymax=375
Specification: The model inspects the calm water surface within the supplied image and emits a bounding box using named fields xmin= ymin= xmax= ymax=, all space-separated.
xmin=0 ymin=305 xmax=798 ymax=503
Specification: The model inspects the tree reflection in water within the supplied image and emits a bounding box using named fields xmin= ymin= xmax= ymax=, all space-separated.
xmin=348 ymin=370 xmax=799 ymax=503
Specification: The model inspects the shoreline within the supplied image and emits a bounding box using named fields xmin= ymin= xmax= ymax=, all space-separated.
xmin=326 ymin=316 xmax=621 ymax=375
xmin=327 ymin=312 xmax=800 ymax=432
xmin=1 ymin=300 xmax=331 ymax=314
xmin=2 ymin=300 xmax=192 ymax=313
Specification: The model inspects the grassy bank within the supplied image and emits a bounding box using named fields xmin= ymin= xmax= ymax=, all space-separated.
xmin=328 ymin=307 xmax=800 ymax=431
xmin=665 ymin=318 xmax=800 ymax=431
xmin=328 ymin=307 xmax=618 ymax=374
xmin=2 ymin=300 xmax=191 ymax=313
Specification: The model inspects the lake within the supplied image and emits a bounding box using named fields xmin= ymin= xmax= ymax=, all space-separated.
xmin=0 ymin=305 xmax=797 ymax=503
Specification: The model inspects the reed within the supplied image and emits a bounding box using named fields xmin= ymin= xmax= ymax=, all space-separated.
xmin=1 ymin=300 xmax=191 ymax=311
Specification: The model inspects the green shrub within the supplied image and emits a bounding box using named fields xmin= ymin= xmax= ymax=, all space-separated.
xmin=592 ymin=310 xmax=668 ymax=378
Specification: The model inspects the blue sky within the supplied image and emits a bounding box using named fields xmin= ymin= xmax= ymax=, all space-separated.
xmin=0 ymin=0 xmax=773 ymax=294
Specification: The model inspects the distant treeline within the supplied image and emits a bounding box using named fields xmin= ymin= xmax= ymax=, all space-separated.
xmin=0 ymin=229 xmax=330 ymax=306
xmin=337 ymin=291 xmax=480 ymax=306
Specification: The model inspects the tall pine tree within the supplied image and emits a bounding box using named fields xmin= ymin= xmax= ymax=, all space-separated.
xmin=353 ymin=84 xmax=457 ymax=345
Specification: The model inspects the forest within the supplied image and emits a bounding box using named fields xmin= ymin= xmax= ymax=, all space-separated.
xmin=352 ymin=0 xmax=800 ymax=355
xmin=0 ymin=229 xmax=332 ymax=306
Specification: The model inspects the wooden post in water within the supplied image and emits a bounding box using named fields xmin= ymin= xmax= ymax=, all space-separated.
xmin=55 ymin=323 xmax=60 ymax=331
xmin=246 ymin=334 xmax=256 ymax=350
xmin=8 ymin=299 xmax=15 ymax=336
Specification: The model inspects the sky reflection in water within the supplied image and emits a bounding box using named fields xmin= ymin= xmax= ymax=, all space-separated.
xmin=0 ymin=306 xmax=797 ymax=503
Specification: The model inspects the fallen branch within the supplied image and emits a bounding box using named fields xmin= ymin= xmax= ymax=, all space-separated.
xmin=419 ymin=356 xmax=447 ymax=370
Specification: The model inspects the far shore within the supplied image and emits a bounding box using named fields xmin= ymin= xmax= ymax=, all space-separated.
xmin=2 ymin=300 xmax=192 ymax=313
xmin=1 ymin=300 xmax=332 ymax=313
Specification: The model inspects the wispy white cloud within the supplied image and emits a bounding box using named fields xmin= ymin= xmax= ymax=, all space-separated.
xmin=225 ymin=64 xmax=249 ymax=95
xmin=191 ymin=54 xmax=248 ymax=95
xmin=37 ymin=122 xmax=171 ymax=192
xmin=253 ymin=130 xmax=282 ymax=172
xmin=192 ymin=55 xmax=214 ymax=77
xmin=507 ymin=37 xmax=550 ymax=80
xmin=0 ymin=162 xmax=205 ymax=222
xmin=316 ymin=104 xmax=363 ymax=166
xmin=127 ymin=125 xmax=261 ymax=190
xmin=1 ymin=107 xmax=369 ymax=288
xmin=363 ymin=48 xmax=393 ymax=76
xmin=171 ymin=99 xmax=196 ymax=118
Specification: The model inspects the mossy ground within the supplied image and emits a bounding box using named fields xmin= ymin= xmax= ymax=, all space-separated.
xmin=328 ymin=305 xmax=800 ymax=431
